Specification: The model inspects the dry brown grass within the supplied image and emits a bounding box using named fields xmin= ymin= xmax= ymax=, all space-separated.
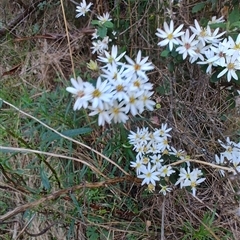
xmin=1 ymin=0 xmax=240 ymax=239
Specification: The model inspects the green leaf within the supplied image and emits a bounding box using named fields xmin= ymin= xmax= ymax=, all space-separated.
xmin=236 ymin=71 xmax=240 ymax=80
xmin=156 ymin=81 xmax=170 ymax=95
xmin=228 ymin=8 xmax=240 ymax=25
xmin=228 ymin=32 xmax=238 ymax=41
xmin=220 ymin=114 xmax=227 ymax=121
xmin=97 ymin=27 xmax=107 ymax=38
xmin=167 ymin=62 xmax=174 ymax=72
xmin=226 ymin=94 xmax=236 ymax=109
xmin=210 ymin=0 xmax=218 ymax=10
xmin=86 ymin=226 xmax=100 ymax=240
xmin=210 ymin=71 xmax=220 ymax=83
xmin=160 ymin=49 xmax=170 ymax=57
xmin=103 ymin=21 xmax=114 ymax=28
xmin=40 ymin=166 xmax=51 ymax=190
xmin=43 ymin=128 xmax=92 ymax=142
xmin=208 ymin=22 xmax=227 ymax=29
xmin=230 ymin=21 xmax=240 ymax=28
xmin=69 ymin=193 xmax=84 ymax=218
xmin=200 ymin=17 xmax=208 ymax=27
xmin=176 ymin=54 xmax=184 ymax=63
xmin=192 ymin=2 xmax=205 ymax=13
xmin=171 ymin=48 xmax=178 ymax=57
xmin=91 ymin=20 xmax=100 ymax=26
xmin=0 ymin=200 xmax=8 ymax=214
xmin=33 ymin=23 xmax=40 ymax=34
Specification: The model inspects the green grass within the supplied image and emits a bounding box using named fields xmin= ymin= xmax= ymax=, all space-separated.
xmin=181 ymin=211 xmax=233 ymax=240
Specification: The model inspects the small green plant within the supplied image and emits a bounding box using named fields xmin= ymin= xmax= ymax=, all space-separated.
xmin=181 ymin=211 xmax=232 ymax=240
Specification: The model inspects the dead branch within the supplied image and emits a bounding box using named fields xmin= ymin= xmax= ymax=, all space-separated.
xmin=0 ymin=176 xmax=140 ymax=223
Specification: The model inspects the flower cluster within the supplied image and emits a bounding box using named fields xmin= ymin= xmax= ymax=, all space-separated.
xmin=66 ymin=46 xmax=155 ymax=125
xmin=75 ymin=0 xmax=115 ymax=54
xmin=215 ymin=137 xmax=240 ymax=176
xmin=90 ymin=11 xmax=114 ymax=55
xmin=128 ymin=125 xmax=205 ymax=196
xmin=69 ymin=1 xmax=156 ymax=125
xmin=156 ymin=17 xmax=240 ymax=82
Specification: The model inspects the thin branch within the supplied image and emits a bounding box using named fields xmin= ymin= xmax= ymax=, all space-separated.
xmin=0 ymin=176 xmax=136 ymax=222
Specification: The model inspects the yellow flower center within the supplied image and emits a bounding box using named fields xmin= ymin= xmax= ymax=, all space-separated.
xmin=113 ymin=108 xmax=119 ymax=114
xmin=134 ymin=64 xmax=141 ymax=71
xmin=200 ymin=30 xmax=206 ymax=37
xmin=134 ymin=80 xmax=140 ymax=88
xmin=163 ymin=168 xmax=168 ymax=174
xmin=143 ymin=157 xmax=149 ymax=164
xmin=227 ymin=63 xmax=235 ymax=70
xmin=129 ymin=96 xmax=135 ymax=103
xmin=227 ymin=146 xmax=233 ymax=153
xmin=142 ymin=96 xmax=148 ymax=102
xmin=108 ymin=56 xmax=114 ymax=63
xmin=167 ymin=33 xmax=173 ymax=40
xmin=116 ymin=85 xmax=123 ymax=92
xmin=146 ymin=172 xmax=151 ymax=178
xmin=234 ymin=43 xmax=240 ymax=50
xmin=163 ymin=149 xmax=169 ymax=155
xmin=92 ymin=89 xmax=101 ymax=98
xmin=176 ymin=152 xmax=182 ymax=158
xmin=163 ymin=139 xmax=168 ymax=145
xmin=191 ymin=182 xmax=196 ymax=188
xmin=136 ymin=163 xmax=141 ymax=168
xmin=162 ymin=186 xmax=167 ymax=191
xmin=148 ymin=184 xmax=155 ymax=192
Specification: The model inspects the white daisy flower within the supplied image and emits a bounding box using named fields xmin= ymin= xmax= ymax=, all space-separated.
xmin=159 ymin=184 xmax=172 ymax=195
xmin=130 ymin=157 xmax=144 ymax=175
xmin=98 ymin=45 xmax=126 ymax=66
xmin=156 ymin=20 xmax=184 ymax=51
xmin=66 ymin=77 xmax=93 ymax=110
xmin=109 ymin=101 xmax=129 ymax=124
xmin=124 ymin=90 xmax=143 ymax=116
xmin=182 ymin=175 xmax=205 ymax=197
xmin=217 ymin=53 xmax=240 ymax=82
xmin=138 ymin=163 xmax=160 ymax=186
xmin=176 ymin=29 xmax=198 ymax=60
xmin=97 ymin=12 xmax=112 ymax=24
xmin=75 ymin=0 xmax=93 ymax=18
xmin=124 ymin=50 xmax=154 ymax=80
xmin=159 ymin=165 xmax=175 ymax=177
xmin=90 ymin=77 xmax=114 ymax=109
xmin=190 ymin=19 xmax=212 ymax=46
xmin=208 ymin=16 xmax=225 ymax=25
xmin=88 ymin=104 xmax=111 ymax=126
